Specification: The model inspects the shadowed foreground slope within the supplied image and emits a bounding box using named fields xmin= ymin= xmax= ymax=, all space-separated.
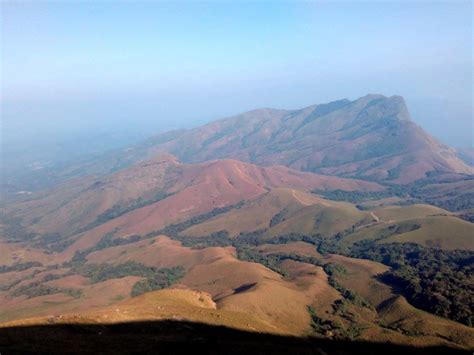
xmin=0 ymin=320 xmax=470 ymax=355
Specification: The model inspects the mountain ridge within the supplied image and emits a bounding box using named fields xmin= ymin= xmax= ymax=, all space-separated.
xmin=144 ymin=94 xmax=470 ymax=183
xmin=2 ymin=94 xmax=471 ymax=197
xmin=1 ymin=156 xmax=382 ymax=251
xmin=1 ymin=94 xmax=472 ymax=349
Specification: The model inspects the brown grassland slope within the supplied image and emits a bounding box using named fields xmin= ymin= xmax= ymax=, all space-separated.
xmin=1 ymin=157 xmax=381 ymax=250
xmin=0 ymin=289 xmax=280 ymax=335
xmin=131 ymin=95 xmax=473 ymax=183
xmin=3 ymin=95 xmax=472 ymax=200
xmin=322 ymin=253 xmax=474 ymax=348
xmin=0 ymin=144 xmax=472 ymax=353
xmin=340 ymin=212 xmax=474 ymax=251
xmin=181 ymin=188 xmax=373 ymax=239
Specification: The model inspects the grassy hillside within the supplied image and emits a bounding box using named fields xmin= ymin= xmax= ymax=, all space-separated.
xmin=1 ymin=157 xmax=381 ymax=253
xmin=0 ymin=158 xmax=472 ymax=351
xmin=4 ymin=95 xmax=473 ymax=200
xmin=181 ymin=188 xmax=373 ymax=239
xmin=340 ymin=215 xmax=473 ymax=251
xmin=136 ymin=95 xmax=473 ymax=183
xmin=1 ymin=241 xmax=473 ymax=350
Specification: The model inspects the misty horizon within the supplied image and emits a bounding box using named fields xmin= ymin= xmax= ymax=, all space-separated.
xmin=0 ymin=3 xmax=473 ymax=353
xmin=1 ymin=1 xmax=472 ymax=155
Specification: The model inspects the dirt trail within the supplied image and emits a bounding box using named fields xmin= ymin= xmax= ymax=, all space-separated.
xmin=353 ymin=211 xmax=381 ymax=231
xmin=370 ymin=212 xmax=380 ymax=222
xmin=291 ymin=190 xmax=313 ymax=206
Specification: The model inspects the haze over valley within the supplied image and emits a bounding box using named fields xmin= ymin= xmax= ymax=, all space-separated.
xmin=0 ymin=1 xmax=472 ymax=354
xmin=1 ymin=93 xmax=473 ymax=353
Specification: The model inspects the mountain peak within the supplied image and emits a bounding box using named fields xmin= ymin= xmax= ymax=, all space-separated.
xmin=12 ymin=94 xmax=469 ymax=190
xmin=352 ymin=94 xmax=411 ymax=122
xmin=138 ymin=94 xmax=470 ymax=182
xmin=358 ymin=93 xmax=387 ymax=101
xmin=386 ymin=95 xmax=411 ymax=121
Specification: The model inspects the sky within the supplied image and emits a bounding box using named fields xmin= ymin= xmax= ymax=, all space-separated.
xmin=1 ymin=0 xmax=473 ymax=153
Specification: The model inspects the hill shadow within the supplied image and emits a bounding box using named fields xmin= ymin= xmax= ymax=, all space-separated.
xmin=0 ymin=319 xmax=469 ymax=354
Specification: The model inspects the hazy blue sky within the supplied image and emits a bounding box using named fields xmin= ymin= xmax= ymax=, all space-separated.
xmin=2 ymin=1 xmax=472 ymax=149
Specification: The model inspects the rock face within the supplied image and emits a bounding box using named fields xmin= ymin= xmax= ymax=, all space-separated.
xmin=140 ymin=94 xmax=473 ymax=184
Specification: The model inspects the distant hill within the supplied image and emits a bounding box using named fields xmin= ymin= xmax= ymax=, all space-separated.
xmin=2 ymin=94 xmax=472 ymax=197
xmin=457 ymin=147 xmax=474 ymax=166
xmin=1 ymin=155 xmax=381 ymax=247
xmin=137 ymin=94 xmax=472 ymax=184
xmin=0 ymin=156 xmax=472 ymax=347
xmin=181 ymin=188 xmax=374 ymax=239
xmin=0 ymin=95 xmax=472 ymax=351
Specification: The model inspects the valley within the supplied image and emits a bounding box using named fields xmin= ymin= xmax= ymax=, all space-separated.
xmin=0 ymin=95 xmax=472 ymax=353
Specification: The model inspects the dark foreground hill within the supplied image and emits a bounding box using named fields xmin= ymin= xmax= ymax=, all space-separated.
xmin=0 ymin=320 xmax=469 ymax=355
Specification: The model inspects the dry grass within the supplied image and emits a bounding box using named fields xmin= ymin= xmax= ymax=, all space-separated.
xmin=0 ymin=289 xmax=280 ymax=335
xmin=182 ymin=188 xmax=372 ymax=240
xmin=0 ymin=242 xmax=61 ymax=266
xmin=340 ymin=213 xmax=473 ymax=251
xmin=267 ymin=202 xmax=370 ymax=238
xmin=381 ymin=216 xmax=474 ymax=250
xmin=320 ymin=253 xmax=474 ymax=348
xmin=373 ymin=204 xmax=450 ymax=222
xmin=324 ymin=254 xmax=391 ymax=307
xmin=0 ymin=275 xmax=142 ymax=323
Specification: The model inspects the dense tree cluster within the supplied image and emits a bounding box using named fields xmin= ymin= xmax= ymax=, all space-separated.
xmin=323 ymin=263 xmax=373 ymax=309
xmin=40 ymin=234 xmax=76 ymax=253
xmin=12 ymin=281 xmax=82 ymax=299
xmin=65 ymin=231 xmax=140 ymax=268
xmin=74 ymin=260 xmax=183 ymax=286
xmin=458 ymin=211 xmax=474 ymax=223
xmin=70 ymin=260 xmax=184 ymax=298
xmin=307 ymin=304 xmax=364 ymax=340
xmin=424 ymin=193 xmax=474 ymax=212
xmin=131 ymin=266 xmax=185 ymax=297
xmin=269 ymin=208 xmax=288 ymax=227
xmin=235 ymin=247 xmax=373 ymax=314
xmin=0 ymin=262 xmax=43 ymax=273
xmin=312 ymin=189 xmax=395 ymax=204
xmin=93 ymin=192 xmax=173 ymax=227
xmin=145 ymin=201 xmax=245 ymax=239
xmin=236 ymin=247 xmax=289 ymax=277
xmin=356 ymin=244 xmax=473 ymax=327
xmin=319 ymin=238 xmax=474 ymax=327
xmin=314 ymin=174 xmax=474 ymax=211
xmin=0 ymin=215 xmax=37 ymax=242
